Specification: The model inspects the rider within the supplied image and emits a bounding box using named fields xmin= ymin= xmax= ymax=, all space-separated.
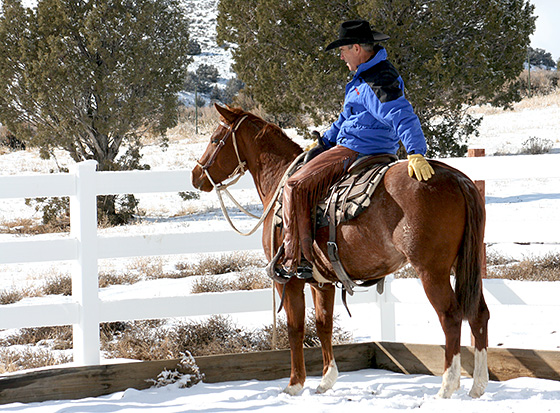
xmin=279 ymin=19 xmax=434 ymax=277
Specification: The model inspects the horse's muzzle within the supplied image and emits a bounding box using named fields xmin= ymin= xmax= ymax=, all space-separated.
xmin=191 ymin=166 xmax=212 ymax=192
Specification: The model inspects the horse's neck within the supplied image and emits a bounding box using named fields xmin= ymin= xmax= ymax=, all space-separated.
xmin=250 ymin=152 xmax=299 ymax=206
xmin=243 ymin=133 xmax=301 ymax=208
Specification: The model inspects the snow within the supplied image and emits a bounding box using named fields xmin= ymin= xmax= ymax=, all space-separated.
xmin=4 ymin=373 xmax=560 ymax=413
xmin=2 ymin=101 xmax=560 ymax=411
xmin=2 ymin=1 xmax=560 ymax=410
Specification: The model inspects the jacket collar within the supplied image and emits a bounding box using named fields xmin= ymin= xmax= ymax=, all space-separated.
xmin=354 ymin=47 xmax=387 ymax=78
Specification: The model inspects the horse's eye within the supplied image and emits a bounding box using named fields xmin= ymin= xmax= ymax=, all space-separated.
xmin=211 ymin=138 xmax=220 ymax=145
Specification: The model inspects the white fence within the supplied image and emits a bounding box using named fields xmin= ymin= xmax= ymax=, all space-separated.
xmin=1 ymin=155 xmax=560 ymax=366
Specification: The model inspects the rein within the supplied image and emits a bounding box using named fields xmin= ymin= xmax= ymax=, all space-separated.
xmin=197 ymin=115 xmax=306 ymax=237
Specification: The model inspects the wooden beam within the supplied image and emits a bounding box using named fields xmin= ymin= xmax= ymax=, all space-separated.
xmin=0 ymin=342 xmax=558 ymax=405
xmin=372 ymin=342 xmax=560 ymax=382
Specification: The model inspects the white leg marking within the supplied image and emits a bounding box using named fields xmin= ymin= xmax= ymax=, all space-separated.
xmin=316 ymin=360 xmax=338 ymax=393
xmin=469 ymin=348 xmax=488 ymax=398
xmin=283 ymin=383 xmax=303 ymax=396
xmin=437 ymin=353 xmax=461 ymax=399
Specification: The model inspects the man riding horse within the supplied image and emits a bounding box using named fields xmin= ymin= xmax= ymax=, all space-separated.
xmin=278 ymin=19 xmax=435 ymax=277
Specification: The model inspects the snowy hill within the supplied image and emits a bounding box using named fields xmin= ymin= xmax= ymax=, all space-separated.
xmin=180 ymin=0 xmax=236 ymax=105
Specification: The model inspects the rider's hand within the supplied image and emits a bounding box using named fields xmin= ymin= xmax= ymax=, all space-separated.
xmin=407 ymin=154 xmax=435 ymax=181
xmin=304 ymin=141 xmax=318 ymax=151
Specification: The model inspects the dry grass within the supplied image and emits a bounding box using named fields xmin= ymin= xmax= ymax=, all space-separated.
xmin=190 ymin=269 xmax=271 ymax=294
xmin=0 ymin=252 xmax=268 ymax=305
xmin=395 ymin=252 xmax=560 ymax=282
xmin=486 ymin=252 xmax=560 ymax=281
xmin=2 ymin=251 xmax=557 ymax=373
xmin=163 ymin=106 xmax=220 ymax=144
xmin=469 ymin=86 xmax=560 ymax=116
xmin=175 ymin=252 xmax=266 ymax=277
xmin=0 ymin=217 xmax=68 ymax=235
xmin=102 ymin=312 xmax=352 ymax=361
xmin=0 ymin=348 xmax=72 ymax=374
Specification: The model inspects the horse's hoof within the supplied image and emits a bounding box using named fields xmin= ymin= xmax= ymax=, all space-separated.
xmin=436 ymin=354 xmax=460 ymax=398
xmin=436 ymin=386 xmax=455 ymax=399
xmin=316 ymin=360 xmax=338 ymax=393
xmin=469 ymin=349 xmax=488 ymax=398
xmin=468 ymin=384 xmax=486 ymax=398
xmin=283 ymin=383 xmax=303 ymax=396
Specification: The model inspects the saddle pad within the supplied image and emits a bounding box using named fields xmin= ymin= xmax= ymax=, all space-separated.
xmin=315 ymin=162 xmax=391 ymax=228
xmin=273 ymin=157 xmax=395 ymax=229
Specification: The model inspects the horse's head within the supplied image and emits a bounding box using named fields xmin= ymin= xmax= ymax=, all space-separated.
xmin=192 ymin=104 xmax=251 ymax=192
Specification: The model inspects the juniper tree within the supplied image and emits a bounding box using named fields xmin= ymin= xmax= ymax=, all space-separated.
xmin=217 ymin=0 xmax=536 ymax=156
xmin=0 ymin=0 xmax=191 ymax=223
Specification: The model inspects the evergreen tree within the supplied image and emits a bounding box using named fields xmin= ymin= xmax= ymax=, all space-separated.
xmin=528 ymin=47 xmax=556 ymax=69
xmin=0 ymin=0 xmax=191 ymax=168
xmin=0 ymin=0 xmax=191 ymax=224
xmin=217 ymin=0 xmax=536 ymax=156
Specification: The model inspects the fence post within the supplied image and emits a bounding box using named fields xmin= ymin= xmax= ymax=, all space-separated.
xmin=379 ymin=275 xmax=396 ymax=341
xmin=70 ymin=160 xmax=100 ymax=365
xmin=468 ymin=148 xmax=487 ymax=277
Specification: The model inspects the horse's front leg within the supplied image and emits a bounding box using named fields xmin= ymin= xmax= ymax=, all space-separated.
xmin=311 ymin=282 xmax=338 ymax=393
xmin=276 ymin=278 xmax=307 ymax=395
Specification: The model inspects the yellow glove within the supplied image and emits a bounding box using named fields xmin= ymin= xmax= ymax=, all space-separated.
xmin=304 ymin=141 xmax=318 ymax=151
xmin=407 ymin=154 xmax=435 ymax=181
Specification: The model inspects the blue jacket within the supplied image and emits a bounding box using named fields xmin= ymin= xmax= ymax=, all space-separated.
xmin=322 ymin=48 xmax=427 ymax=156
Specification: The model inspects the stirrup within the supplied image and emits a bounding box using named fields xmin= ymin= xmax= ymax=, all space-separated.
xmin=266 ymin=244 xmax=291 ymax=285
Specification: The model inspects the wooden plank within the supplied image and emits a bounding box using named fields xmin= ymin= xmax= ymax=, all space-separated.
xmin=0 ymin=343 xmax=375 ymax=405
xmin=372 ymin=342 xmax=560 ymax=382
xmin=0 ymin=342 xmax=558 ymax=405
xmin=196 ymin=342 xmax=376 ymax=383
xmin=0 ymin=359 xmax=181 ymax=404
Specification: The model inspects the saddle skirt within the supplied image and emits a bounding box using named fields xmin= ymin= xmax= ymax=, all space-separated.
xmin=273 ymin=154 xmax=397 ymax=229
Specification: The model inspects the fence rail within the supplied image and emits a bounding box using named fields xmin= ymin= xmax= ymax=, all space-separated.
xmin=1 ymin=155 xmax=560 ymax=366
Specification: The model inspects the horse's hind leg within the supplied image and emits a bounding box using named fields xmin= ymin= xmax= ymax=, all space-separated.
xmin=418 ymin=271 xmax=463 ymax=398
xmin=467 ymin=294 xmax=490 ymax=398
xmin=310 ymin=283 xmax=338 ymax=393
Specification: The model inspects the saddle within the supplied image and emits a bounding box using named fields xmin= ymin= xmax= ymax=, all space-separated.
xmin=272 ymin=153 xmax=397 ymax=297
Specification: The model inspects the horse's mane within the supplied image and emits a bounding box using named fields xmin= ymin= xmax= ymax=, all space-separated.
xmin=229 ymin=107 xmax=303 ymax=155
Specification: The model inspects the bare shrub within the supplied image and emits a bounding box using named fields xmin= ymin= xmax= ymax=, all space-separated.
xmin=0 ymin=217 xmax=66 ymax=235
xmin=519 ymin=69 xmax=560 ymax=97
xmin=394 ymin=264 xmax=418 ymax=279
xmin=101 ymin=319 xmax=179 ymax=361
xmin=148 ymin=352 xmax=203 ymax=389
xmin=190 ymin=269 xmax=271 ymax=294
xmin=520 ymin=137 xmax=553 ymax=155
xmin=487 ymin=253 xmax=560 ymax=281
xmin=102 ymin=313 xmax=352 ymax=362
xmin=0 ymin=288 xmax=24 ymax=305
xmin=176 ymin=252 xmax=266 ymax=277
xmin=486 ymin=251 xmax=517 ymax=266
xmin=99 ymin=272 xmax=141 ymax=288
xmin=173 ymin=315 xmax=262 ymax=356
xmin=41 ymin=274 xmax=72 ymax=296
xmin=1 ymin=326 xmax=72 ymax=349
xmin=0 ymin=347 xmax=72 ymax=373
xmin=260 ymin=311 xmax=353 ymax=350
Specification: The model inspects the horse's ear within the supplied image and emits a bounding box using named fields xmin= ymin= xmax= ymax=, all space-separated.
xmin=214 ymin=103 xmax=237 ymax=124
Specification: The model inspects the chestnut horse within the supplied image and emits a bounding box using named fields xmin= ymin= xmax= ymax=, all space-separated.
xmin=191 ymin=104 xmax=489 ymax=399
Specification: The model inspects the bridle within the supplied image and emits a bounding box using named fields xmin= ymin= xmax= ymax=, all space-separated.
xmin=195 ymin=114 xmax=305 ymax=237
xmin=196 ymin=114 xmax=250 ymax=191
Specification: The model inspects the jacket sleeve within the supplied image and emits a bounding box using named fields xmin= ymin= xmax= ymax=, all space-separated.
xmin=322 ymin=112 xmax=345 ymax=148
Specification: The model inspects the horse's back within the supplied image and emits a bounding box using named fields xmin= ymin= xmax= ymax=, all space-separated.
xmin=319 ymin=160 xmax=482 ymax=280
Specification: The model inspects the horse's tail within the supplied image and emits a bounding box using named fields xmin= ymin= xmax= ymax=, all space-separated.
xmin=455 ymin=175 xmax=486 ymax=320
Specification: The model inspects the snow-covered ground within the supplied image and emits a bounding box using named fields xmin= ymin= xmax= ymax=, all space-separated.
xmin=1 ymin=96 xmax=560 ymax=411
xmin=5 ymin=371 xmax=560 ymax=413
xmin=2 ymin=1 xmax=560 ymax=410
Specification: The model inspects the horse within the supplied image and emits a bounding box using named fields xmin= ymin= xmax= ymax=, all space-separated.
xmin=191 ymin=104 xmax=489 ymax=399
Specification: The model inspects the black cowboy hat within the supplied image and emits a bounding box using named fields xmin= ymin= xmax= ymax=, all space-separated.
xmin=325 ymin=19 xmax=389 ymax=51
